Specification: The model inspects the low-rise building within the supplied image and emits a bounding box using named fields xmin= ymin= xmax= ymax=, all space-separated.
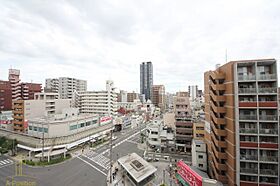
xmin=0 ymin=110 xmax=13 ymax=130
xmin=28 ymin=108 xmax=99 ymax=138
xmin=115 ymin=153 xmax=157 ymax=186
xmin=193 ymin=120 xmax=205 ymax=140
xmin=192 ymin=139 xmax=207 ymax=172
xmin=146 ymin=119 xmax=175 ymax=152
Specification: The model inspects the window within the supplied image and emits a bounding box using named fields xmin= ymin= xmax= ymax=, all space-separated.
xmin=196 ymin=145 xmax=201 ymax=147
xmin=86 ymin=121 xmax=91 ymax=126
xmin=199 ymin=164 xmax=203 ymax=168
xmin=38 ymin=127 xmax=43 ymax=132
xmin=29 ymin=126 xmax=32 ymax=130
xmin=70 ymin=125 xmax=77 ymax=130
xmin=33 ymin=127 xmax=38 ymax=131
xmin=198 ymin=155 xmax=203 ymax=159
xmin=81 ymin=123 xmax=85 ymax=127
xmin=43 ymin=128 xmax=48 ymax=133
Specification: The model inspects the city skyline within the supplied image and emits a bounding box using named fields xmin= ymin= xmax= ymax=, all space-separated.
xmin=1 ymin=1 xmax=280 ymax=93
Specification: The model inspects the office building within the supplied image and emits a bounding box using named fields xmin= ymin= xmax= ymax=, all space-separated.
xmin=0 ymin=69 xmax=42 ymax=111
xmin=13 ymin=92 xmax=71 ymax=132
xmin=174 ymin=92 xmax=193 ymax=159
xmin=140 ymin=62 xmax=153 ymax=101
xmin=151 ymin=85 xmax=165 ymax=111
xmin=45 ymin=77 xmax=87 ymax=99
xmin=73 ymin=80 xmax=117 ymax=116
xmin=193 ymin=120 xmax=205 ymax=140
xmin=204 ymin=59 xmax=279 ymax=186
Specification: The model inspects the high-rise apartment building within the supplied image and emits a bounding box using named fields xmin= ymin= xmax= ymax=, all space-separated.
xmin=174 ymin=92 xmax=193 ymax=160
xmin=73 ymin=80 xmax=117 ymax=116
xmin=0 ymin=69 xmax=42 ymax=111
xmin=204 ymin=59 xmax=279 ymax=186
xmin=140 ymin=62 xmax=153 ymax=101
xmin=45 ymin=77 xmax=87 ymax=99
xmin=152 ymin=85 xmax=165 ymax=111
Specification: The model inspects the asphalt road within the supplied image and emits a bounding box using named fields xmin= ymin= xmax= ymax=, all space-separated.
xmin=0 ymin=124 xmax=146 ymax=186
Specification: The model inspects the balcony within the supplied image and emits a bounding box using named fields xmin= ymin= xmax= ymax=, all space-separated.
xmin=260 ymin=169 xmax=278 ymax=176
xmin=238 ymin=88 xmax=256 ymax=94
xmin=259 ymin=115 xmax=278 ymax=121
xmin=239 ymin=115 xmax=257 ymax=121
xmin=211 ymin=133 xmax=227 ymax=148
xmin=239 ymin=102 xmax=257 ymax=107
xmin=259 ymin=129 xmax=278 ymax=135
xmin=240 ymin=142 xmax=258 ymax=148
xmin=239 ymin=128 xmax=258 ymax=134
xmin=210 ymin=111 xmax=226 ymax=125
xmin=210 ymin=101 xmax=226 ymax=113
xmin=259 ymin=156 xmax=278 ymax=162
xmin=210 ymin=83 xmax=226 ymax=91
xmin=211 ymin=142 xmax=227 ymax=159
xmin=240 ymin=168 xmax=258 ymax=174
xmin=240 ymin=155 xmax=258 ymax=161
xmin=238 ymin=74 xmax=256 ymax=81
xmin=212 ymin=154 xmax=227 ymax=171
xmin=211 ymin=122 xmax=227 ymax=136
xmin=258 ymin=87 xmax=277 ymax=94
xmin=210 ymin=91 xmax=226 ymax=102
xmin=210 ymin=71 xmax=225 ymax=80
xmin=259 ymin=101 xmax=278 ymax=108
xmin=259 ymin=143 xmax=278 ymax=149
xmin=258 ymin=74 xmax=277 ymax=81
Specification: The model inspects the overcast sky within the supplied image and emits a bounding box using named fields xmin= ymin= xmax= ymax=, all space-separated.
xmin=0 ymin=0 xmax=279 ymax=93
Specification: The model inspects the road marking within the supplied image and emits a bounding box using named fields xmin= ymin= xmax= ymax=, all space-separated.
xmin=126 ymin=140 xmax=138 ymax=144
xmin=77 ymin=156 xmax=107 ymax=176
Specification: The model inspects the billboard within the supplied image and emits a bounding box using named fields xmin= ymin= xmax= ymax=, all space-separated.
xmin=100 ymin=116 xmax=112 ymax=125
xmin=177 ymin=160 xmax=203 ymax=186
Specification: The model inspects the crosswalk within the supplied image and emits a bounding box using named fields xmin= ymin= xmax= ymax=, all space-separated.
xmin=0 ymin=158 xmax=13 ymax=167
xmin=83 ymin=151 xmax=110 ymax=170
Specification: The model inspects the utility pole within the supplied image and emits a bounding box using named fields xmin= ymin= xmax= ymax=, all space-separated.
xmin=42 ymin=123 xmax=45 ymax=162
xmin=109 ymin=126 xmax=113 ymax=183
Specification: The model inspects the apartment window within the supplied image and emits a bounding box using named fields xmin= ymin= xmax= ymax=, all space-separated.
xmin=33 ymin=127 xmax=38 ymax=131
xmin=38 ymin=127 xmax=43 ymax=132
xmin=44 ymin=128 xmax=48 ymax=133
xmin=199 ymin=164 xmax=203 ymax=168
xmin=81 ymin=123 xmax=85 ymax=128
xmin=29 ymin=126 xmax=32 ymax=130
xmin=86 ymin=121 xmax=91 ymax=126
xmin=198 ymin=155 xmax=203 ymax=159
xmin=196 ymin=145 xmax=201 ymax=147
xmin=70 ymin=125 xmax=77 ymax=130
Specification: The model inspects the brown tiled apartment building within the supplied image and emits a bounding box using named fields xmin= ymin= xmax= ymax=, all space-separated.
xmin=152 ymin=85 xmax=165 ymax=111
xmin=174 ymin=92 xmax=193 ymax=161
xmin=204 ymin=59 xmax=279 ymax=186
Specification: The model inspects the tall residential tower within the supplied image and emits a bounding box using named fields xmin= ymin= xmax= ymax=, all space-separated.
xmin=140 ymin=62 xmax=153 ymax=101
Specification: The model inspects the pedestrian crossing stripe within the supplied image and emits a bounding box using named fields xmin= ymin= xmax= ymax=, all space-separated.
xmin=0 ymin=159 xmax=13 ymax=166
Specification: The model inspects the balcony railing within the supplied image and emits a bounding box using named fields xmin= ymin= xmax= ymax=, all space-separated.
xmin=259 ymin=115 xmax=278 ymax=121
xmin=239 ymin=128 xmax=258 ymax=134
xmin=258 ymin=74 xmax=277 ymax=80
xmin=258 ymin=87 xmax=277 ymax=93
xmin=239 ymin=115 xmax=257 ymax=120
xmin=238 ymin=74 xmax=256 ymax=81
xmin=240 ymin=155 xmax=258 ymax=161
xmin=260 ymin=169 xmax=278 ymax=175
xmin=259 ymin=156 xmax=278 ymax=162
xmin=240 ymin=168 xmax=258 ymax=174
xmin=238 ymin=88 xmax=256 ymax=94
xmin=259 ymin=129 xmax=278 ymax=134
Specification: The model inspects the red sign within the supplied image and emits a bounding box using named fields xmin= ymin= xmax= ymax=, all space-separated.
xmin=177 ymin=160 xmax=202 ymax=186
xmin=24 ymin=119 xmax=28 ymax=128
xmin=100 ymin=116 xmax=112 ymax=123
xmin=0 ymin=120 xmax=12 ymax=124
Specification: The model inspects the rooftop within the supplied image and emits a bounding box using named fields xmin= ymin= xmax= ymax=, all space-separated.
xmin=117 ymin=153 xmax=157 ymax=183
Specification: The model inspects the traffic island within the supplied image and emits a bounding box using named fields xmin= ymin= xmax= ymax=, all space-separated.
xmin=22 ymin=154 xmax=71 ymax=166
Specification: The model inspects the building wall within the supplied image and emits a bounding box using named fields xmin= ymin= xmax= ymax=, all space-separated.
xmin=152 ymin=85 xmax=165 ymax=111
xmin=0 ymin=80 xmax=12 ymax=111
xmin=192 ymin=140 xmax=207 ymax=172
xmin=193 ymin=121 xmax=205 ymax=140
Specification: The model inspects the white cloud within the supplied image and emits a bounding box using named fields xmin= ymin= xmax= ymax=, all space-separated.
xmin=0 ymin=0 xmax=279 ymax=92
